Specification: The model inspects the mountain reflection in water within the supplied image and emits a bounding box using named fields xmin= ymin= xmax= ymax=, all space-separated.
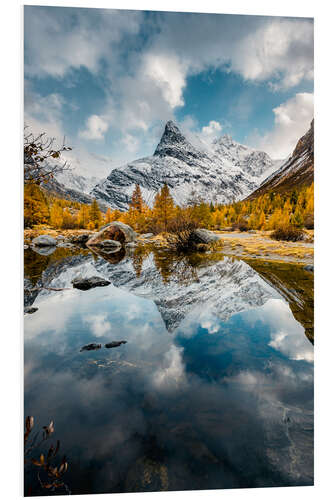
xmin=24 ymin=246 xmax=313 ymax=494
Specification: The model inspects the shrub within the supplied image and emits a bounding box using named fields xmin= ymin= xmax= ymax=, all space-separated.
xmin=164 ymin=219 xmax=201 ymax=254
xmin=304 ymin=213 xmax=314 ymax=229
xmin=271 ymin=226 xmax=305 ymax=242
xmin=232 ymin=220 xmax=249 ymax=232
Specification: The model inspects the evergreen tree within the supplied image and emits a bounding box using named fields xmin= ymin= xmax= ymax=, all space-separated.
xmin=89 ymin=199 xmax=102 ymax=229
xmin=130 ymin=184 xmax=144 ymax=212
xmin=104 ymin=208 xmax=112 ymax=224
xmin=78 ymin=204 xmax=90 ymax=228
xmin=50 ymin=203 xmax=63 ymax=228
xmin=153 ymin=184 xmax=175 ymax=231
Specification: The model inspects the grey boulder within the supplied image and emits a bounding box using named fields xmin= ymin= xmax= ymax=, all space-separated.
xmin=192 ymin=229 xmax=221 ymax=244
xmin=32 ymin=235 xmax=57 ymax=247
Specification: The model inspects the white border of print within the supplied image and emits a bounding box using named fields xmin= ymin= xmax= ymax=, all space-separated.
xmin=1 ymin=1 xmax=332 ymax=500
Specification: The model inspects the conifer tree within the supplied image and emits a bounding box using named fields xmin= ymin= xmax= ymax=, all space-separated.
xmin=89 ymin=199 xmax=102 ymax=229
xmin=153 ymin=184 xmax=175 ymax=231
xmin=50 ymin=203 xmax=63 ymax=228
xmin=130 ymin=184 xmax=144 ymax=212
xmin=78 ymin=204 xmax=90 ymax=228
xmin=258 ymin=211 xmax=266 ymax=229
xmin=104 ymin=208 xmax=112 ymax=224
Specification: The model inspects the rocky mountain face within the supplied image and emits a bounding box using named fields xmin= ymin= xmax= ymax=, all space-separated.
xmin=41 ymin=171 xmax=109 ymax=211
xmin=91 ymin=121 xmax=279 ymax=210
xmin=247 ymin=120 xmax=314 ymax=199
xmin=55 ymin=170 xmax=100 ymax=195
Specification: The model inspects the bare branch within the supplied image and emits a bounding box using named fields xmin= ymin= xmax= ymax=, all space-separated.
xmin=24 ymin=125 xmax=73 ymax=185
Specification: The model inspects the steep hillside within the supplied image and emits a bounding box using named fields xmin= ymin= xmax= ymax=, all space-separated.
xmin=247 ymin=120 xmax=314 ymax=199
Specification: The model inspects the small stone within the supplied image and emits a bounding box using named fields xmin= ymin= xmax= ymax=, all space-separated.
xmin=24 ymin=306 xmax=38 ymax=314
xmin=105 ymin=340 xmax=127 ymax=348
xmin=80 ymin=343 xmax=102 ymax=352
xmin=72 ymin=276 xmax=111 ymax=291
xmin=57 ymin=242 xmax=74 ymax=248
xmin=304 ymin=264 xmax=314 ymax=273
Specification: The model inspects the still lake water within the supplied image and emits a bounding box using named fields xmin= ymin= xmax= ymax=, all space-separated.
xmin=24 ymin=246 xmax=314 ymax=495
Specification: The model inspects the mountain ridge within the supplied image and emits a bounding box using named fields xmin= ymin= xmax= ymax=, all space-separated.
xmin=247 ymin=120 xmax=314 ymax=199
xmin=91 ymin=121 xmax=280 ymax=210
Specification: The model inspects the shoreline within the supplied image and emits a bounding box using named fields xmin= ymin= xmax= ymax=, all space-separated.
xmin=24 ymin=228 xmax=314 ymax=266
xmin=211 ymin=229 xmax=314 ymax=265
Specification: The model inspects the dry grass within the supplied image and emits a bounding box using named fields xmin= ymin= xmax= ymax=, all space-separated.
xmin=215 ymin=230 xmax=313 ymax=264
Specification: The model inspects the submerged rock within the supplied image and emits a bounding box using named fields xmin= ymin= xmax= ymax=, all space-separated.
xmin=140 ymin=233 xmax=154 ymax=239
xmin=24 ymin=306 xmax=38 ymax=314
xmin=96 ymin=239 xmax=122 ymax=248
xmin=192 ymin=229 xmax=221 ymax=244
xmin=31 ymin=245 xmax=56 ymax=256
xmin=57 ymin=242 xmax=74 ymax=248
xmin=80 ymin=343 xmax=102 ymax=352
xmin=72 ymin=276 xmax=111 ymax=290
xmin=105 ymin=340 xmax=127 ymax=348
xmin=32 ymin=235 xmax=57 ymax=247
xmin=69 ymin=233 xmax=92 ymax=245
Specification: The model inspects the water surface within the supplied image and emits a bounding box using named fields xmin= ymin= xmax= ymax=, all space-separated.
xmin=24 ymin=246 xmax=314 ymax=495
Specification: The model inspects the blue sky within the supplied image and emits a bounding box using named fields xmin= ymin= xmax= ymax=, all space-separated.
xmin=24 ymin=7 xmax=314 ymax=178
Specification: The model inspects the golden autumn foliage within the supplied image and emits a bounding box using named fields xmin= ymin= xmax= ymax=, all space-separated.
xmin=24 ymin=183 xmax=50 ymax=227
xmin=24 ymin=180 xmax=314 ymax=235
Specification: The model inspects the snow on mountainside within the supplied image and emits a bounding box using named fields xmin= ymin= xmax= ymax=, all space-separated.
xmin=55 ymin=170 xmax=101 ymax=195
xmin=248 ymin=119 xmax=314 ymax=199
xmin=27 ymin=251 xmax=280 ymax=333
xmin=91 ymin=121 xmax=279 ymax=211
xmin=41 ymin=168 xmax=109 ymax=210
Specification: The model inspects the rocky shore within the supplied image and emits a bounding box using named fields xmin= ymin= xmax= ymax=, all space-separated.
xmin=24 ymin=225 xmax=314 ymax=265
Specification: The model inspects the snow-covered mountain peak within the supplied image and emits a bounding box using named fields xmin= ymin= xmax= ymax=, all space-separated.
xmin=91 ymin=121 xmax=280 ymax=210
xmin=214 ymin=134 xmax=237 ymax=147
xmin=154 ymin=120 xmax=204 ymax=162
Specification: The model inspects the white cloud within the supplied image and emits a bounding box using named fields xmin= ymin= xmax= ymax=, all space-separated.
xmin=153 ymin=345 xmax=187 ymax=390
xmin=24 ymin=83 xmax=66 ymax=142
xmin=201 ymin=120 xmax=222 ymax=139
xmin=24 ymin=8 xmax=314 ymax=165
xmin=79 ymin=115 xmax=109 ymax=141
xmin=151 ymin=14 xmax=313 ymax=89
xmin=231 ymin=19 xmax=314 ymax=89
xmin=84 ymin=313 xmax=111 ymax=337
xmin=121 ymin=133 xmax=140 ymax=153
xmin=142 ymin=53 xmax=187 ymax=109
xmin=248 ymin=92 xmax=314 ymax=158
xmin=24 ymin=7 xmax=142 ymax=78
